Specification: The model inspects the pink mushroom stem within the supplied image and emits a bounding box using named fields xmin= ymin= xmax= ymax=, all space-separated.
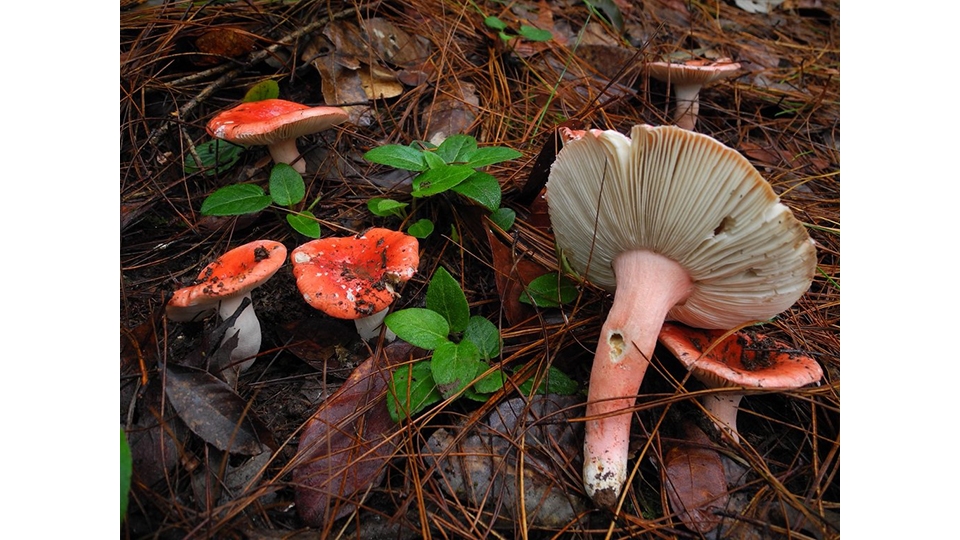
xmin=583 ymin=249 xmax=692 ymax=507
xmin=671 ymin=84 xmax=702 ymax=131
xmin=267 ymin=139 xmax=306 ymax=174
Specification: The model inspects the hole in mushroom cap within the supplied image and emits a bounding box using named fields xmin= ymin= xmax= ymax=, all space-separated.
xmin=713 ymin=216 xmax=735 ymax=236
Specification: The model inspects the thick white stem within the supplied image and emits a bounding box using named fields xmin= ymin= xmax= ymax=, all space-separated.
xmin=267 ymin=138 xmax=306 ymax=173
xmin=353 ymin=307 xmax=396 ymax=342
xmin=583 ymin=250 xmax=692 ymax=507
xmin=701 ymin=392 xmax=745 ymax=444
xmin=671 ymin=84 xmax=703 ymax=131
xmin=218 ymin=293 xmax=261 ymax=375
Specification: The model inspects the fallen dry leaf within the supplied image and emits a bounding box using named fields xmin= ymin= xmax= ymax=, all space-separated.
xmin=662 ymin=428 xmax=729 ymax=534
xmin=423 ymin=81 xmax=479 ymax=145
xmin=193 ymin=27 xmax=256 ymax=66
xmin=485 ymin=224 xmax=551 ymax=326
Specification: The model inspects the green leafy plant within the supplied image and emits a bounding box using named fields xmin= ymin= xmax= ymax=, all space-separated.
xmin=519 ymin=272 xmax=579 ymax=308
xmin=200 ymin=163 xmax=323 ymax=238
xmin=483 ymin=16 xmax=553 ymax=42
xmin=364 ymin=134 xmax=520 ymax=236
xmin=121 ymin=427 xmax=132 ymax=523
xmin=384 ymin=267 xmax=577 ymax=421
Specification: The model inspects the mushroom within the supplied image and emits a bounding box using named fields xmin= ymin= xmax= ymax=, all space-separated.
xmin=546 ymin=124 xmax=816 ymax=507
xmin=206 ymin=99 xmax=349 ymax=174
xmin=166 ymin=240 xmax=287 ymax=378
xmin=291 ymin=228 xmax=419 ymax=341
xmin=647 ymin=58 xmax=741 ymax=130
xmin=658 ymin=322 xmax=823 ymax=443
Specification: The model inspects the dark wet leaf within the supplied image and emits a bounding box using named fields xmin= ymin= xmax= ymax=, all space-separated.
xmin=663 ymin=444 xmax=729 ymax=533
xmin=164 ymin=363 xmax=275 ymax=455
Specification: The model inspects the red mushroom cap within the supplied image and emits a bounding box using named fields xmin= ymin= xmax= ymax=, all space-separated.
xmin=291 ymin=228 xmax=420 ymax=320
xmin=166 ymin=240 xmax=287 ymax=321
xmin=658 ymin=322 xmax=823 ymax=390
xmin=206 ymin=99 xmax=349 ymax=146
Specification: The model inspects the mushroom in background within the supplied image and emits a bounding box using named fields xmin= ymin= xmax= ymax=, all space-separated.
xmin=206 ymin=98 xmax=348 ymax=173
xmin=291 ymin=228 xmax=419 ymax=341
xmin=546 ymin=124 xmax=816 ymax=507
xmin=647 ymin=58 xmax=741 ymax=130
xmin=658 ymin=322 xmax=824 ymax=444
xmin=166 ymin=240 xmax=287 ymax=381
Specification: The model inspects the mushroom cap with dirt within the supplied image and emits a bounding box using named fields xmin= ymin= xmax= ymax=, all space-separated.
xmin=165 ymin=240 xmax=287 ymax=379
xmin=647 ymin=58 xmax=741 ymax=131
xmin=546 ymin=124 xmax=816 ymax=507
xmin=658 ymin=322 xmax=824 ymax=444
xmin=291 ymin=228 xmax=420 ymax=341
xmin=206 ymin=98 xmax=348 ymax=173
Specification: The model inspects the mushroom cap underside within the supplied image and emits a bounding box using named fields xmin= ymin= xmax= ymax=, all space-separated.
xmin=545 ymin=124 xmax=817 ymax=329
xmin=206 ymin=98 xmax=349 ymax=146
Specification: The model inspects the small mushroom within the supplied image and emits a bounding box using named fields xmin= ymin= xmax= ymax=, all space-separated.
xmin=166 ymin=240 xmax=287 ymax=378
xmin=658 ymin=322 xmax=824 ymax=443
xmin=290 ymin=228 xmax=419 ymax=340
xmin=546 ymin=124 xmax=816 ymax=507
xmin=206 ymin=99 xmax=349 ymax=173
xmin=647 ymin=58 xmax=741 ymax=130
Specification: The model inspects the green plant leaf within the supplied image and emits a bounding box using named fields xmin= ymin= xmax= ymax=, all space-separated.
xmin=582 ymin=0 xmax=625 ymax=32
xmin=243 ymin=79 xmax=280 ymax=102
xmin=385 ymin=309 xmax=450 ymax=349
xmin=200 ymin=184 xmax=272 ymax=216
xmin=426 ymin=267 xmax=470 ymax=333
xmin=436 ymin=134 xmax=478 ymax=164
xmin=430 ymin=340 xmax=484 ymax=399
xmin=519 ymin=273 xmax=579 ymax=307
xmin=499 ymin=30 xmax=513 ymax=41
xmin=388 ymin=361 xmax=443 ymax=422
xmin=286 ymin=210 xmax=321 ymax=238
xmin=464 ymin=146 xmax=523 ymax=168
xmin=407 ymin=219 xmax=435 ymax=238
xmin=411 ymin=165 xmax=476 ymax=197
xmin=518 ymin=25 xmax=552 ymax=42
xmin=451 ymin=171 xmax=501 ymax=211
xmin=518 ymin=365 xmax=579 ymax=396
xmin=484 ymin=15 xmax=508 ymax=31
xmin=364 ymin=145 xmax=427 ymax=171
xmin=421 ymin=150 xmax=447 ymax=170
xmin=367 ymin=197 xmax=409 ymax=218
xmin=473 ymin=368 xmax=506 ymax=394
xmin=463 ymin=315 xmax=501 ymax=360
xmin=184 ymin=139 xmax=244 ymax=176
xmin=121 ymin=427 xmax=131 ymax=522
xmin=489 ymin=207 xmax=516 ymax=231
xmin=269 ymin=163 xmax=305 ymax=206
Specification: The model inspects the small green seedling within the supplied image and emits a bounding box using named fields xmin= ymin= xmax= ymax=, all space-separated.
xmin=483 ymin=16 xmax=553 ymax=42
xmin=364 ymin=134 xmax=520 ymax=236
xmin=519 ymin=272 xmax=579 ymax=308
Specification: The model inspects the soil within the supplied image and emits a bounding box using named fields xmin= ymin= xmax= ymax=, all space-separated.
xmin=121 ymin=1 xmax=840 ymax=538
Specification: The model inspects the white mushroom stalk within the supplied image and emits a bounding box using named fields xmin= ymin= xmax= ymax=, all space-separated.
xmin=546 ymin=125 xmax=816 ymax=507
xmin=216 ymin=294 xmax=262 ymax=373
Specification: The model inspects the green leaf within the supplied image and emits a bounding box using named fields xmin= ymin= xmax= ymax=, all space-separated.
xmin=421 ymin=150 xmax=447 ymax=170
xmin=518 ymin=25 xmax=552 ymax=42
xmin=430 ymin=340 xmax=484 ymax=399
xmin=286 ymin=210 xmax=321 ymax=238
xmin=243 ymin=79 xmax=280 ymax=102
xmin=463 ymin=316 xmax=501 ymax=360
xmin=519 ymin=273 xmax=579 ymax=308
xmin=411 ymin=165 xmax=476 ymax=197
xmin=426 ymin=267 xmax=470 ymax=333
xmin=200 ymin=184 xmax=272 ymax=216
xmin=121 ymin=428 xmax=132 ymax=522
xmin=499 ymin=30 xmax=513 ymax=41
xmin=385 ymin=309 xmax=450 ymax=349
xmin=184 ymin=139 xmax=244 ymax=176
xmin=489 ymin=207 xmax=516 ymax=231
xmin=436 ymin=134 xmax=478 ymax=164
xmin=268 ymin=163 xmax=305 ymax=206
xmin=388 ymin=361 xmax=443 ymax=422
xmin=367 ymin=197 xmax=409 ymax=218
xmin=451 ymin=171 xmax=501 ymax=211
xmin=407 ymin=219 xmax=435 ymax=238
xmin=473 ymin=368 xmax=506 ymax=394
xmin=517 ymin=365 xmax=579 ymax=396
xmin=364 ymin=145 xmax=427 ymax=171
xmin=484 ymin=15 xmax=508 ymax=31
xmin=464 ymin=146 xmax=523 ymax=168
xmin=582 ymin=0 xmax=625 ymax=32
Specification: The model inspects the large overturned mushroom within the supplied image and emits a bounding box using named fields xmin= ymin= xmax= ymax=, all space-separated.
xmin=546 ymin=124 xmax=816 ymax=507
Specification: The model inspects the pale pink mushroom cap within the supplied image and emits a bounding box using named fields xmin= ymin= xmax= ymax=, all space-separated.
xmin=647 ymin=58 xmax=741 ymax=130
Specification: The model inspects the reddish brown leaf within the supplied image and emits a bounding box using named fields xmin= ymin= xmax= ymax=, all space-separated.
xmin=484 ymin=226 xmax=551 ymax=326
xmin=275 ymin=318 xmax=358 ymax=378
xmin=293 ymin=342 xmax=418 ymax=527
xmin=663 ymin=428 xmax=729 ymax=534
xmin=193 ymin=28 xmax=255 ymax=66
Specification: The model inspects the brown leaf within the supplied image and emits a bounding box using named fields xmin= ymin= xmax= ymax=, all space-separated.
xmin=164 ymin=363 xmax=276 ymax=455
xmin=293 ymin=342 xmax=418 ymax=527
xmin=423 ymin=81 xmax=479 ymax=145
xmin=361 ymin=18 xmax=431 ymax=67
xmin=193 ymin=28 xmax=255 ymax=66
xmin=663 ymin=441 xmax=729 ymax=533
xmin=484 ymin=225 xmax=551 ymax=326
xmin=275 ymin=318 xmax=358 ymax=378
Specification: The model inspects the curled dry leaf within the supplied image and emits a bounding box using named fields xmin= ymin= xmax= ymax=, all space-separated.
xmin=662 ymin=423 xmax=729 ymax=534
xmin=423 ymin=81 xmax=480 ymax=145
xmin=293 ymin=341 xmax=417 ymax=527
xmin=484 ymin=224 xmax=551 ymax=326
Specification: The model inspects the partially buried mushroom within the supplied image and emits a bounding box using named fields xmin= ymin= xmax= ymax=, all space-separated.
xmin=546 ymin=124 xmax=816 ymax=507
xmin=166 ymin=240 xmax=287 ymax=380
xmin=658 ymin=322 xmax=823 ymax=444
xmin=647 ymin=58 xmax=740 ymax=131
xmin=291 ymin=228 xmax=419 ymax=340
xmin=206 ymin=98 xmax=349 ymax=174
